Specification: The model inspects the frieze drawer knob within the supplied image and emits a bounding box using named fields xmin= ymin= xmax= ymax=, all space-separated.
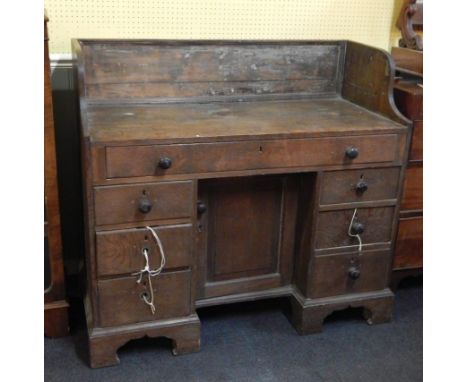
xmin=350 ymin=222 xmax=365 ymax=235
xmin=348 ymin=266 xmax=361 ymax=280
xmin=197 ymin=201 xmax=207 ymax=215
xmin=158 ymin=157 xmax=172 ymax=169
xmin=345 ymin=147 xmax=359 ymax=159
xmin=138 ymin=197 xmax=153 ymax=214
xmin=355 ymin=180 xmax=369 ymax=194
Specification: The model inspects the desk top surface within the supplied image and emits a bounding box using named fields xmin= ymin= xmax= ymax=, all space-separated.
xmin=86 ymin=97 xmax=405 ymax=145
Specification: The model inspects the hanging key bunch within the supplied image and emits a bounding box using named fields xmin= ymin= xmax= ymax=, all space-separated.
xmin=132 ymin=226 xmax=166 ymax=314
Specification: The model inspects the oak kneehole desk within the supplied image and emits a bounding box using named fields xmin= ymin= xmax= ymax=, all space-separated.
xmin=73 ymin=40 xmax=410 ymax=368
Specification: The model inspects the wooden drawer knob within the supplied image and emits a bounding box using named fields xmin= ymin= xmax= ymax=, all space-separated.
xmin=355 ymin=180 xmax=369 ymax=194
xmin=350 ymin=222 xmax=365 ymax=235
xmin=138 ymin=196 xmax=152 ymax=214
xmin=348 ymin=266 xmax=361 ymax=280
xmin=158 ymin=157 xmax=172 ymax=169
xmin=197 ymin=201 xmax=207 ymax=215
xmin=345 ymin=147 xmax=359 ymax=159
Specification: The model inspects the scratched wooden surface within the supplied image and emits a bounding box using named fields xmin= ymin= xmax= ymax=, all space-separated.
xmin=81 ymin=41 xmax=344 ymax=100
xmin=87 ymin=98 xmax=404 ymax=144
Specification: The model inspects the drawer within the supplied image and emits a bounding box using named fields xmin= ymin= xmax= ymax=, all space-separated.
xmin=315 ymin=207 xmax=395 ymax=250
xmin=320 ymin=167 xmax=400 ymax=206
xmin=393 ymin=215 xmax=423 ymax=269
xmin=98 ymin=269 xmax=191 ymax=327
xmin=409 ymin=120 xmax=422 ymax=161
xmin=96 ymin=224 xmax=192 ymax=277
xmin=309 ymin=250 xmax=391 ymax=298
xmin=105 ymin=134 xmax=401 ymax=178
xmin=401 ymin=164 xmax=422 ymax=211
xmin=94 ymin=181 xmax=193 ymax=226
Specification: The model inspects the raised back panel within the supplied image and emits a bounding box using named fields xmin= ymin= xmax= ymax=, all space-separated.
xmin=78 ymin=40 xmax=345 ymax=101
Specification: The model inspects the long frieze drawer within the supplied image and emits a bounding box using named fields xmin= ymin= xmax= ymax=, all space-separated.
xmin=98 ymin=269 xmax=191 ymax=327
xmin=96 ymin=224 xmax=192 ymax=277
xmin=320 ymin=167 xmax=400 ymax=206
xmin=315 ymin=207 xmax=395 ymax=249
xmin=309 ymin=250 xmax=391 ymax=298
xmin=94 ymin=181 xmax=193 ymax=226
xmin=105 ymin=134 xmax=401 ymax=178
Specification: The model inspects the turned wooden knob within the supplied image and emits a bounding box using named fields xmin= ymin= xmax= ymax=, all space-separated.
xmin=348 ymin=266 xmax=361 ymax=280
xmin=350 ymin=222 xmax=365 ymax=235
xmin=355 ymin=180 xmax=368 ymax=194
xmin=158 ymin=157 xmax=172 ymax=169
xmin=345 ymin=147 xmax=359 ymax=159
xmin=197 ymin=201 xmax=207 ymax=215
xmin=138 ymin=197 xmax=152 ymax=214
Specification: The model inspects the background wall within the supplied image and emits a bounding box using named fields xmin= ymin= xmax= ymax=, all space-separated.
xmin=45 ymin=0 xmax=403 ymax=57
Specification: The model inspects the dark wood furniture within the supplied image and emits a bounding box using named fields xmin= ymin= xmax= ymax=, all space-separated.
xmin=396 ymin=0 xmax=423 ymax=50
xmin=73 ymin=40 xmax=410 ymax=368
xmin=44 ymin=14 xmax=69 ymax=337
xmin=391 ymin=47 xmax=423 ymax=287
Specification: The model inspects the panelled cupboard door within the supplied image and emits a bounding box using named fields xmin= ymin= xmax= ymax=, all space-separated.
xmin=196 ymin=175 xmax=298 ymax=299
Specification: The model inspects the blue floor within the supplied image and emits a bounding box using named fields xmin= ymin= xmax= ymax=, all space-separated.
xmin=45 ymin=279 xmax=422 ymax=382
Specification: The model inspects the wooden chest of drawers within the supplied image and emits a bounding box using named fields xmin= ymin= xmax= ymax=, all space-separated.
xmin=74 ymin=40 xmax=411 ymax=367
xmin=392 ymin=74 xmax=423 ymax=284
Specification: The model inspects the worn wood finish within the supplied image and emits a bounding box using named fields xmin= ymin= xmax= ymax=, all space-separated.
xmin=94 ymin=181 xmax=193 ymax=226
xmin=309 ymin=251 xmax=391 ymax=298
xmin=44 ymin=13 xmax=69 ymax=337
xmin=96 ymin=224 xmax=192 ymax=276
xmin=290 ymin=289 xmax=394 ymax=335
xmin=98 ymin=270 xmax=192 ymax=327
xmin=74 ymin=40 xmax=410 ymax=367
xmin=82 ymin=41 xmax=344 ymax=101
xmin=342 ymin=41 xmax=409 ymax=126
xmin=88 ymin=99 xmax=405 ymax=144
xmin=206 ymin=177 xmax=282 ymax=280
xmin=315 ymin=207 xmax=395 ymax=249
xmin=106 ymin=134 xmax=401 ymax=179
xmin=196 ymin=175 xmax=298 ymax=299
xmin=89 ymin=316 xmax=200 ymax=368
xmin=319 ymin=168 xmax=400 ymax=206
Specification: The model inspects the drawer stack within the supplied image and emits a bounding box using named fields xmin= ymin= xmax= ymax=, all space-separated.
xmin=92 ymin=181 xmax=196 ymax=328
xmin=308 ymin=167 xmax=401 ymax=299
